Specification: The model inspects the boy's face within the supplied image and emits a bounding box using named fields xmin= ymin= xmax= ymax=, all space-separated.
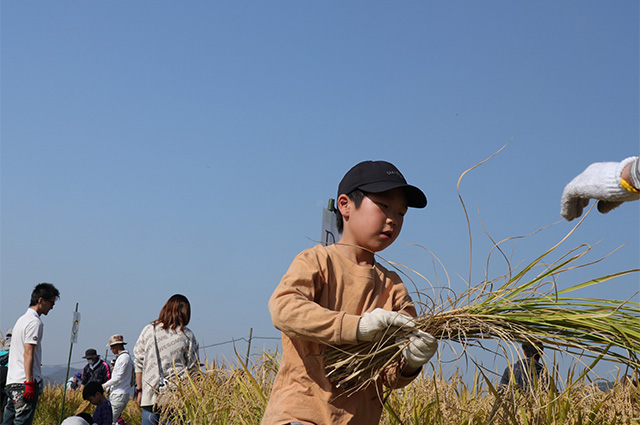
xmin=343 ymin=187 xmax=408 ymax=252
xmin=86 ymin=393 xmax=102 ymax=406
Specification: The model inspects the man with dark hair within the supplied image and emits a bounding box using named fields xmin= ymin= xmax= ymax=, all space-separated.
xmin=2 ymin=283 xmax=60 ymax=425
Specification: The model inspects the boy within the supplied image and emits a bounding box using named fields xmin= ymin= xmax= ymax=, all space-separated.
xmin=263 ymin=160 xmax=438 ymax=425
xmin=83 ymin=382 xmax=112 ymax=425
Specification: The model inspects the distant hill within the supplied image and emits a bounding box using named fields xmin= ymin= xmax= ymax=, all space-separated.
xmin=41 ymin=365 xmax=83 ymax=387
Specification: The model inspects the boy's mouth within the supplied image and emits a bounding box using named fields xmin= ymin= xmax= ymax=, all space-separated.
xmin=381 ymin=230 xmax=393 ymax=239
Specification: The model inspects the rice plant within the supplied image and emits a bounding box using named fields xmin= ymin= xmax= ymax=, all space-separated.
xmin=324 ymin=151 xmax=640 ymax=395
xmin=33 ymin=353 xmax=639 ymax=425
xmin=32 ymin=384 xmax=141 ymax=425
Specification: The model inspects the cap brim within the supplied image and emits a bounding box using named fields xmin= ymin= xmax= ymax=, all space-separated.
xmin=358 ymin=182 xmax=427 ymax=208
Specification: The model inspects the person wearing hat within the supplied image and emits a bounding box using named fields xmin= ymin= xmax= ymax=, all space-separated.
xmin=66 ymin=372 xmax=82 ymax=391
xmin=262 ymin=160 xmax=438 ymax=425
xmin=102 ymin=335 xmax=133 ymax=425
xmin=80 ymin=348 xmax=111 ymax=389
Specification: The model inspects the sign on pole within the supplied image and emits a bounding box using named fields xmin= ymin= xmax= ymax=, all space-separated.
xmin=71 ymin=311 xmax=81 ymax=344
xmin=321 ymin=199 xmax=339 ymax=246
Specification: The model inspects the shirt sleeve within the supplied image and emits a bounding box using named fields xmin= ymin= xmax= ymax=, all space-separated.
xmin=268 ymin=250 xmax=360 ymax=345
xmin=23 ymin=320 xmax=41 ymax=346
xmin=133 ymin=326 xmax=149 ymax=374
xmin=80 ymin=365 xmax=90 ymax=386
xmin=103 ymin=354 xmax=127 ymax=390
xmin=185 ymin=331 xmax=200 ymax=373
xmin=100 ymin=362 xmax=110 ymax=383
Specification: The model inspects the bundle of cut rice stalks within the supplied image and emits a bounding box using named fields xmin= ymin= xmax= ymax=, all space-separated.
xmin=325 ymin=224 xmax=640 ymax=394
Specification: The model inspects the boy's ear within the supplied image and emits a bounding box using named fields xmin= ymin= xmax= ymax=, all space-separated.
xmin=337 ymin=194 xmax=351 ymax=218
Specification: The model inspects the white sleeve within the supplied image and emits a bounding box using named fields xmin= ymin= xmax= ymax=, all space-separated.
xmin=23 ymin=320 xmax=42 ymax=346
xmin=103 ymin=353 xmax=128 ymax=389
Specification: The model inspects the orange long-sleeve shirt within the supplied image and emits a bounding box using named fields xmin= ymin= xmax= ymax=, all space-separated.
xmin=262 ymin=244 xmax=420 ymax=425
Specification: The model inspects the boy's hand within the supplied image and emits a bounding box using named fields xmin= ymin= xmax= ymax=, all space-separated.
xmin=357 ymin=308 xmax=416 ymax=342
xmin=399 ymin=330 xmax=437 ymax=368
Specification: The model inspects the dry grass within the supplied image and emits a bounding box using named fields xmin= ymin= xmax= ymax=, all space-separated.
xmin=325 ymin=152 xmax=640 ymax=394
xmin=33 ymin=384 xmax=140 ymax=425
xmin=33 ymin=355 xmax=640 ymax=425
xmin=325 ymin=238 xmax=640 ymax=394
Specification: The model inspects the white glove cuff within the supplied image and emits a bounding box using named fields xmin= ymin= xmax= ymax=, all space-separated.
xmin=611 ymin=157 xmax=640 ymax=200
xmin=629 ymin=157 xmax=640 ymax=190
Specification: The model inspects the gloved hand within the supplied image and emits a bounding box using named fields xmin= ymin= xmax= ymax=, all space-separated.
xmin=561 ymin=157 xmax=640 ymax=221
xmin=400 ymin=330 xmax=438 ymax=369
xmin=357 ymin=308 xmax=416 ymax=342
xmin=23 ymin=381 xmax=36 ymax=402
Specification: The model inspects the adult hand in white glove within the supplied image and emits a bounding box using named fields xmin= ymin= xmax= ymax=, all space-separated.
xmin=357 ymin=308 xmax=416 ymax=342
xmin=561 ymin=157 xmax=640 ymax=221
xmin=400 ymin=330 xmax=438 ymax=369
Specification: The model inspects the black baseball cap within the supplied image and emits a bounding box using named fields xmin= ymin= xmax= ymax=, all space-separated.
xmin=337 ymin=160 xmax=427 ymax=208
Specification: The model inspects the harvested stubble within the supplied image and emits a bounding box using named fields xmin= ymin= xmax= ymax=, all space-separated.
xmin=325 ymin=226 xmax=640 ymax=394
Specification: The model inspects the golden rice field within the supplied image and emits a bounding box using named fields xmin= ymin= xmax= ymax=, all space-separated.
xmin=34 ymin=353 xmax=639 ymax=425
xmin=34 ymin=168 xmax=640 ymax=424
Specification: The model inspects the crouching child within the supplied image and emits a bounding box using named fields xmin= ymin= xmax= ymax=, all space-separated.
xmin=82 ymin=382 xmax=112 ymax=425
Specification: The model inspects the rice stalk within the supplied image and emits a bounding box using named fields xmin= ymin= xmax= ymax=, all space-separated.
xmin=325 ymin=236 xmax=640 ymax=394
xmin=325 ymin=143 xmax=639 ymax=395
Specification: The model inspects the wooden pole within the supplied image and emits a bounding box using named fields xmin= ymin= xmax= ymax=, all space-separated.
xmin=245 ymin=328 xmax=253 ymax=366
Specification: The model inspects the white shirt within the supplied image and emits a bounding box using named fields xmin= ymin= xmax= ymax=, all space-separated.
xmin=103 ymin=349 xmax=134 ymax=396
xmin=6 ymin=308 xmax=44 ymax=384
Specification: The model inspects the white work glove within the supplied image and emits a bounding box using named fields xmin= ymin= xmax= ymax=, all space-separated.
xmin=356 ymin=308 xmax=416 ymax=342
xmin=561 ymin=157 xmax=640 ymax=221
xmin=399 ymin=330 xmax=437 ymax=368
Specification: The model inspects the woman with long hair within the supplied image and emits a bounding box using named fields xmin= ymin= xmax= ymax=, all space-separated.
xmin=133 ymin=294 xmax=200 ymax=425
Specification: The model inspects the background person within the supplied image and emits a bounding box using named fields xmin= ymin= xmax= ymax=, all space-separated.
xmin=80 ymin=349 xmax=111 ymax=388
xmin=60 ymin=413 xmax=94 ymax=425
xmin=66 ymin=372 xmax=82 ymax=391
xmin=0 ymin=328 xmax=11 ymax=412
xmin=83 ymin=382 xmax=112 ymax=425
xmin=1 ymin=283 xmax=60 ymax=425
xmin=133 ymin=294 xmax=200 ymax=425
xmin=561 ymin=156 xmax=640 ymax=221
xmin=103 ymin=334 xmax=134 ymax=425
xmin=499 ymin=342 xmax=548 ymax=394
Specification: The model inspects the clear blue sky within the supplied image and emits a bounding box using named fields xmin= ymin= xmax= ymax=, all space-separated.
xmin=1 ymin=2 xmax=638 ymax=381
